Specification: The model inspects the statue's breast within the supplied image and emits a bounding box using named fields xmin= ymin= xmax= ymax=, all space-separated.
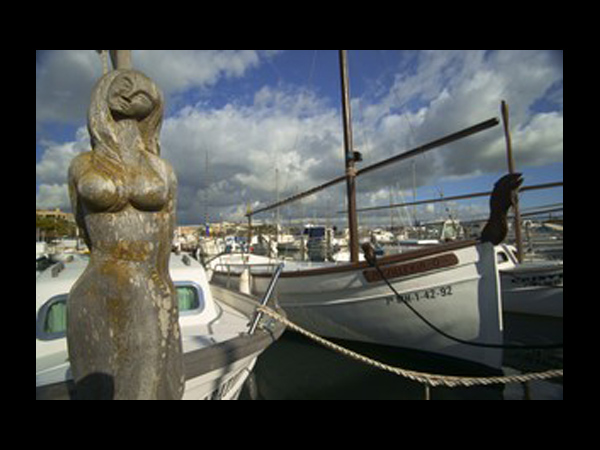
xmin=129 ymin=170 xmax=170 ymax=212
xmin=77 ymin=161 xmax=170 ymax=213
xmin=78 ymin=171 xmax=122 ymax=213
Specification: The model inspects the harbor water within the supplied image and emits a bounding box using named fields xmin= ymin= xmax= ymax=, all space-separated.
xmin=241 ymin=313 xmax=563 ymax=400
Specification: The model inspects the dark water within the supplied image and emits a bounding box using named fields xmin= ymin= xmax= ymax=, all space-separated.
xmin=241 ymin=313 xmax=563 ymax=400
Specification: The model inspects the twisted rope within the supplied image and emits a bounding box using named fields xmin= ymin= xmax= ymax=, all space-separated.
xmin=258 ymin=305 xmax=563 ymax=388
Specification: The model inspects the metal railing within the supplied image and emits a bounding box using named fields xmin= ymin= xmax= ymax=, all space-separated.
xmin=248 ymin=263 xmax=284 ymax=335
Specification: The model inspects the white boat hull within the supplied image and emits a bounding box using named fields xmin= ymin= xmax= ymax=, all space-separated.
xmin=501 ymin=286 xmax=563 ymax=318
xmin=496 ymin=246 xmax=563 ymax=319
xmin=249 ymin=242 xmax=503 ymax=369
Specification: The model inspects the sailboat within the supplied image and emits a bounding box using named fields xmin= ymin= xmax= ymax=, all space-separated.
xmin=214 ymin=51 xmax=511 ymax=370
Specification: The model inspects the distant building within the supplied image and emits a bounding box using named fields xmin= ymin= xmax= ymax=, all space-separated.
xmin=36 ymin=208 xmax=75 ymax=223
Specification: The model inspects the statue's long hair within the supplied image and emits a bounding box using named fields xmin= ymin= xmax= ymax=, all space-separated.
xmin=87 ymin=69 xmax=164 ymax=197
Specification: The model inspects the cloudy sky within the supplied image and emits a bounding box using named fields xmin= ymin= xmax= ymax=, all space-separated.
xmin=36 ymin=50 xmax=563 ymax=226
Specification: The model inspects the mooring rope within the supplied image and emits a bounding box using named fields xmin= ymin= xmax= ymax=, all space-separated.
xmin=257 ymin=305 xmax=563 ymax=389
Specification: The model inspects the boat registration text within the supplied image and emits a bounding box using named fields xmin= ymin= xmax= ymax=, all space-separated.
xmin=386 ymin=285 xmax=454 ymax=305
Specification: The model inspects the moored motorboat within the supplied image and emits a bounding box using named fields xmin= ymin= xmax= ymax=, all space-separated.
xmin=36 ymin=254 xmax=285 ymax=400
xmin=496 ymin=244 xmax=563 ymax=318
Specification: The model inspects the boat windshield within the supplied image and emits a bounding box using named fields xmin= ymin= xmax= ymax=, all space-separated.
xmin=37 ymin=285 xmax=204 ymax=341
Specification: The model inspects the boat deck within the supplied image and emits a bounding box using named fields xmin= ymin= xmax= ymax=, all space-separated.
xmin=182 ymin=301 xmax=251 ymax=352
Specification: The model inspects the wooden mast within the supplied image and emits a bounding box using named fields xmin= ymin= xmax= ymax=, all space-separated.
xmin=501 ymin=100 xmax=524 ymax=263
xmin=339 ymin=50 xmax=360 ymax=263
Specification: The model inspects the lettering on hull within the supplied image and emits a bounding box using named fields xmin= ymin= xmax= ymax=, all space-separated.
xmin=363 ymin=253 xmax=459 ymax=283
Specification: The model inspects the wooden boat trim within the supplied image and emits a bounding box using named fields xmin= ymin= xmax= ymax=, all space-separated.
xmin=362 ymin=252 xmax=459 ymax=283
xmin=244 ymin=240 xmax=479 ymax=279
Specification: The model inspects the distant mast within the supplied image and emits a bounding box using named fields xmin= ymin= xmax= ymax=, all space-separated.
xmin=339 ymin=50 xmax=360 ymax=263
xmin=205 ymin=150 xmax=210 ymax=237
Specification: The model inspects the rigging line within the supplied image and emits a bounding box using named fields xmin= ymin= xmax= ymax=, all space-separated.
xmin=377 ymin=50 xmax=457 ymax=207
xmin=307 ymin=49 xmax=319 ymax=87
xmin=248 ymin=118 xmax=500 ymax=217
xmin=341 ymin=181 xmax=564 ymax=214
xmin=362 ymin=243 xmax=563 ymax=351
xmin=283 ymin=50 xmax=321 ymax=199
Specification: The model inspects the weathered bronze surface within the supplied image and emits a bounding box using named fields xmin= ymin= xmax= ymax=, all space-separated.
xmin=67 ymin=52 xmax=184 ymax=400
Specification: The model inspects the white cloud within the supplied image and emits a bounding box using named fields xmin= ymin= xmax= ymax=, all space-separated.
xmin=36 ymin=50 xmax=563 ymax=225
xmin=161 ymin=86 xmax=343 ymax=223
xmin=36 ymin=50 xmax=276 ymax=130
xmin=36 ymin=128 xmax=89 ymax=184
xmin=35 ymin=50 xmax=287 ymax=217
xmin=355 ymin=50 xmax=563 ymax=191
xmin=36 ymin=184 xmax=71 ymax=211
xmin=514 ymin=112 xmax=563 ymax=167
xmin=35 ymin=127 xmax=89 ymax=210
xmin=135 ymin=50 xmax=262 ymax=95
xmin=36 ymin=51 xmax=100 ymax=128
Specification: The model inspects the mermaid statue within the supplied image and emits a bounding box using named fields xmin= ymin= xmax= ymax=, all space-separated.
xmin=67 ymin=51 xmax=184 ymax=399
